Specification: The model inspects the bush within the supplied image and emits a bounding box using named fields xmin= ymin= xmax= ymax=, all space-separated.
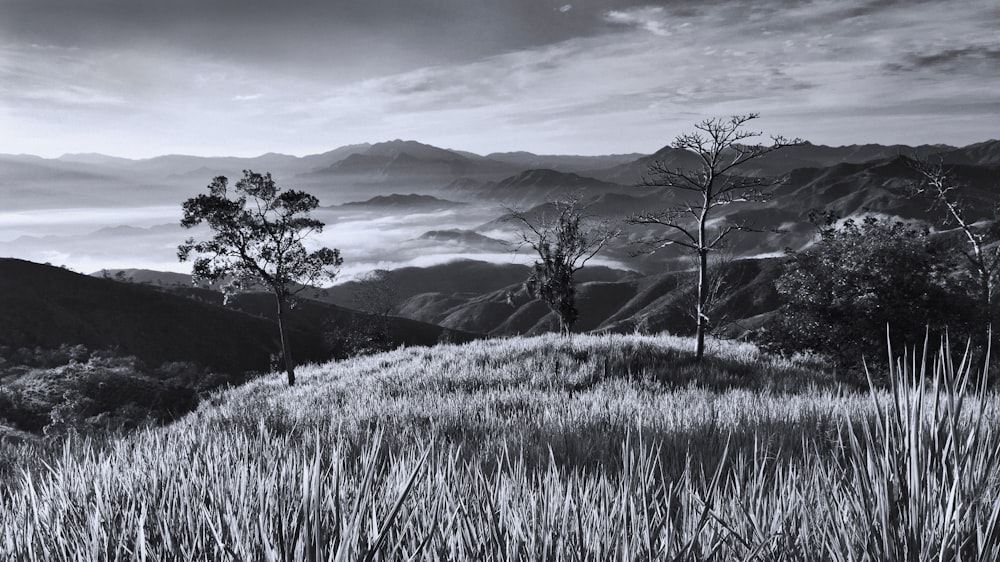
xmin=760 ymin=215 xmax=975 ymax=377
xmin=1 ymin=347 xmax=240 ymax=436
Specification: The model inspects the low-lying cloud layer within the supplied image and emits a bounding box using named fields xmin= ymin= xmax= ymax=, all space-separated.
xmin=0 ymin=204 xmax=614 ymax=282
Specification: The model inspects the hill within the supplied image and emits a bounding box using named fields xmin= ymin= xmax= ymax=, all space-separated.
xmin=398 ymin=258 xmax=781 ymax=336
xmin=0 ymin=259 xmax=471 ymax=375
xmin=0 ymin=258 xmax=286 ymax=374
xmin=306 ymin=140 xmax=516 ymax=184
xmin=319 ymin=258 xmax=635 ymax=309
xmin=485 ymin=151 xmax=644 ymax=173
xmin=4 ymin=333 xmax=996 ymax=559
xmin=465 ymin=168 xmax=627 ymax=205
xmin=589 ymin=141 xmax=964 ymax=185
xmin=336 ymin=193 xmax=467 ymax=211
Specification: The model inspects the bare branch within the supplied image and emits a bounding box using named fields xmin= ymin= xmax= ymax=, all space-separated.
xmin=627 ymin=113 xmax=796 ymax=358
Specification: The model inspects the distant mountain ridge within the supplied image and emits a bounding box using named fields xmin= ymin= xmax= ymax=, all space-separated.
xmin=4 ymin=139 xmax=996 ymax=203
xmin=307 ymin=140 xmax=517 ymax=183
xmin=336 ymin=193 xmax=467 ymax=210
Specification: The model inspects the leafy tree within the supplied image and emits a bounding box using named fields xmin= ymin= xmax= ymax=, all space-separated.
xmin=178 ymin=170 xmax=342 ymax=386
xmin=911 ymin=160 xmax=1000 ymax=347
xmin=629 ymin=113 xmax=799 ymax=360
xmin=504 ymin=196 xmax=619 ymax=336
xmin=762 ymin=214 xmax=971 ymax=375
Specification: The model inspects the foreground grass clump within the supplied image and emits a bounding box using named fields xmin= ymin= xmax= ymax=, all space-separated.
xmin=2 ymin=334 xmax=999 ymax=560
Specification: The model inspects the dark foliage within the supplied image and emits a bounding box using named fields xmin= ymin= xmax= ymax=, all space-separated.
xmin=324 ymin=316 xmax=394 ymax=359
xmin=0 ymin=346 xmax=245 ymax=435
xmin=504 ymin=197 xmax=618 ymax=335
xmin=179 ymin=170 xmax=343 ymax=386
xmin=760 ymin=215 xmax=975 ymax=376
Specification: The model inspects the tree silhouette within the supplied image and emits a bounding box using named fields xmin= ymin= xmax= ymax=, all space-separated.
xmin=629 ymin=113 xmax=799 ymax=360
xmin=178 ymin=170 xmax=342 ymax=386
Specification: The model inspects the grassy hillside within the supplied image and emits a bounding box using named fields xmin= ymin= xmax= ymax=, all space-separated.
xmin=0 ymin=258 xmax=283 ymax=374
xmin=0 ymin=258 xmax=473 ymax=375
xmin=3 ymin=333 xmax=999 ymax=559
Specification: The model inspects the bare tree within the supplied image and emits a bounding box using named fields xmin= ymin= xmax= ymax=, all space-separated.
xmin=504 ymin=196 xmax=620 ymax=336
xmin=628 ymin=113 xmax=799 ymax=360
xmin=912 ymin=160 xmax=1000 ymax=344
xmin=178 ymin=170 xmax=342 ymax=386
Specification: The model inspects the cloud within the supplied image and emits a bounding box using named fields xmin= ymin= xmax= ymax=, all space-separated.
xmin=603 ymin=7 xmax=670 ymax=36
xmin=885 ymin=46 xmax=1000 ymax=74
xmin=1 ymin=0 xmax=998 ymax=157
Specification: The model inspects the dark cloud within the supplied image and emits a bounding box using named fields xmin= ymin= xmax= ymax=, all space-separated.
xmin=885 ymin=46 xmax=1000 ymax=74
xmin=0 ymin=0 xmax=662 ymax=80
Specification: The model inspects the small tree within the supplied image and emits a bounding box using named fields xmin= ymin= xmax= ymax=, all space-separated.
xmin=354 ymin=269 xmax=400 ymax=345
xmin=629 ymin=113 xmax=799 ymax=360
xmin=504 ymin=196 xmax=619 ymax=336
xmin=178 ymin=170 xmax=342 ymax=386
xmin=911 ymin=160 xmax=1000 ymax=346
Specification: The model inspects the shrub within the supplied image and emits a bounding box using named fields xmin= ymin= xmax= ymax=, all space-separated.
xmin=760 ymin=215 xmax=974 ymax=377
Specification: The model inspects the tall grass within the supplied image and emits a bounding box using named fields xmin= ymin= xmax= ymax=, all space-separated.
xmin=2 ymin=334 xmax=998 ymax=560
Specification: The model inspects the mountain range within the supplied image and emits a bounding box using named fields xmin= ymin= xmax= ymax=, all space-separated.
xmin=6 ymin=138 xmax=998 ymax=206
xmin=2 ymin=136 xmax=999 ymax=369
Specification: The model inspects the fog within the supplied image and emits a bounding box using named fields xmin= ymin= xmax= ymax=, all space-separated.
xmin=0 ymin=203 xmax=573 ymax=281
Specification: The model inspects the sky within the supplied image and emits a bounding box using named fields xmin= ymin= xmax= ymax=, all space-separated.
xmin=1 ymin=0 xmax=998 ymax=158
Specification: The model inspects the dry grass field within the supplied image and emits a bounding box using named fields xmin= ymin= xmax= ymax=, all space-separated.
xmin=2 ymin=334 xmax=999 ymax=560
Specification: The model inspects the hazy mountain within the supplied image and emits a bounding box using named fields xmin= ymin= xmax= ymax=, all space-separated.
xmin=307 ymin=140 xmax=517 ymax=184
xmin=459 ymin=168 xmax=627 ymax=205
xmin=58 ymin=153 xmax=136 ymax=167
xmin=589 ymin=141 xmax=962 ymax=185
xmin=485 ymin=151 xmax=645 ymax=173
xmin=940 ymin=140 xmax=1000 ymax=167
xmin=91 ymin=268 xmax=195 ymax=287
xmin=415 ymin=229 xmax=507 ymax=250
xmin=0 ymin=154 xmax=118 ymax=183
xmin=337 ymin=193 xmax=467 ymax=211
xmin=298 ymin=143 xmax=372 ymax=170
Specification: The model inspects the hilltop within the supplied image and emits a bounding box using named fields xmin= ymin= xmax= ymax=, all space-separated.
xmin=3 ymin=333 xmax=997 ymax=559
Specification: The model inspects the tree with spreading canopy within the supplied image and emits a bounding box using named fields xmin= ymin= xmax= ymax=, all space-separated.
xmin=629 ymin=113 xmax=799 ymax=360
xmin=504 ymin=196 xmax=619 ymax=336
xmin=762 ymin=214 xmax=971 ymax=375
xmin=178 ymin=170 xmax=342 ymax=386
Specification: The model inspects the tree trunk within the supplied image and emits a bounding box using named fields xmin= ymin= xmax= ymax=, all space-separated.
xmin=982 ymin=268 xmax=993 ymax=354
xmin=696 ymin=248 xmax=707 ymax=361
xmin=695 ymin=196 xmax=709 ymax=361
xmin=560 ymin=317 xmax=572 ymax=338
xmin=275 ymin=292 xmax=296 ymax=386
